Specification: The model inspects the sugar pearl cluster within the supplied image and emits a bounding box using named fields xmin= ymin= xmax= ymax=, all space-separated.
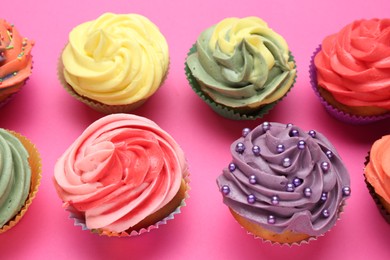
xmin=221 ymin=122 xmax=351 ymax=224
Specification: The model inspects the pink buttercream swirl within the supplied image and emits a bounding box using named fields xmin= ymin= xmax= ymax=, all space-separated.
xmin=314 ymin=19 xmax=390 ymax=110
xmin=54 ymin=114 xmax=187 ymax=233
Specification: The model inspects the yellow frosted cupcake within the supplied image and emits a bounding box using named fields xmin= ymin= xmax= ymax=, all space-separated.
xmin=0 ymin=129 xmax=41 ymax=233
xmin=58 ymin=13 xmax=169 ymax=113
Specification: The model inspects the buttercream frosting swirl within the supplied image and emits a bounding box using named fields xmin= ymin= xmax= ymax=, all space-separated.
xmin=365 ymin=135 xmax=390 ymax=202
xmin=217 ymin=122 xmax=350 ymax=236
xmin=0 ymin=129 xmax=31 ymax=227
xmin=0 ymin=19 xmax=34 ymax=100
xmin=54 ymin=114 xmax=187 ymax=233
xmin=62 ymin=13 xmax=169 ymax=105
xmin=186 ymin=17 xmax=296 ymax=109
xmin=314 ymin=18 xmax=390 ymax=110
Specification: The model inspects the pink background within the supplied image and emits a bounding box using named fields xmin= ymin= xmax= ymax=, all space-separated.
xmin=1 ymin=0 xmax=389 ymax=259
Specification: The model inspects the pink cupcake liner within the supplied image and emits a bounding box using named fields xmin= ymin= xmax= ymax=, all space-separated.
xmin=309 ymin=46 xmax=390 ymax=124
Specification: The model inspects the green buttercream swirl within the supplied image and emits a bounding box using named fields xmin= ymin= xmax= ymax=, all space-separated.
xmin=186 ymin=17 xmax=296 ymax=109
xmin=0 ymin=129 xmax=31 ymax=227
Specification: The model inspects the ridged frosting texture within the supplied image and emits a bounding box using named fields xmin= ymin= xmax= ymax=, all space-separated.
xmin=0 ymin=129 xmax=31 ymax=227
xmin=61 ymin=13 xmax=169 ymax=105
xmin=54 ymin=114 xmax=187 ymax=233
xmin=314 ymin=18 xmax=390 ymax=110
xmin=0 ymin=19 xmax=34 ymax=98
xmin=186 ymin=17 xmax=296 ymax=109
xmin=365 ymin=135 xmax=390 ymax=202
xmin=217 ymin=122 xmax=351 ymax=236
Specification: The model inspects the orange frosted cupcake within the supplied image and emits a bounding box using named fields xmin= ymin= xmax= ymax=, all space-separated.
xmin=0 ymin=19 xmax=34 ymax=108
xmin=0 ymin=129 xmax=41 ymax=233
xmin=53 ymin=114 xmax=189 ymax=236
xmin=364 ymin=135 xmax=390 ymax=223
xmin=310 ymin=18 xmax=390 ymax=124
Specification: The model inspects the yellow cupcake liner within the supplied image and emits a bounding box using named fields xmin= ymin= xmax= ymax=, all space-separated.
xmin=0 ymin=130 xmax=42 ymax=234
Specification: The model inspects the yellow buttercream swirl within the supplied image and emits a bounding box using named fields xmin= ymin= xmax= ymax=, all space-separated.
xmin=62 ymin=13 xmax=169 ymax=105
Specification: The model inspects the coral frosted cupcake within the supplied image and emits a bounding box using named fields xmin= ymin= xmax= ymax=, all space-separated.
xmin=0 ymin=129 xmax=41 ymax=233
xmin=216 ymin=122 xmax=351 ymax=245
xmin=0 ymin=19 xmax=34 ymax=108
xmin=310 ymin=18 xmax=390 ymax=124
xmin=53 ymin=114 xmax=189 ymax=236
xmin=185 ymin=17 xmax=297 ymax=120
xmin=364 ymin=135 xmax=390 ymax=223
xmin=58 ymin=13 xmax=169 ymax=113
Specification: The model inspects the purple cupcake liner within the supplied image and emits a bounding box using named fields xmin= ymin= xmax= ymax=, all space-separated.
xmin=309 ymin=45 xmax=390 ymax=124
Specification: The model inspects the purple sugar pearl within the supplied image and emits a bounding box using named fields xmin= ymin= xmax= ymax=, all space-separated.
xmin=322 ymin=209 xmax=330 ymax=218
xmin=308 ymin=130 xmax=316 ymax=138
xmin=282 ymin=158 xmax=291 ymax=167
xmin=229 ymin=163 xmax=236 ymax=172
xmin=297 ymin=140 xmax=306 ymax=150
xmin=321 ymin=192 xmax=328 ymax=202
xmin=286 ymin=183 xmax=295 ymax=192
xmin=252 ymin=145 xmax=261 ymax=156
xmin=262 ymin=122 xmax=271 ymax=131
xmin=277 ymin=144 xmax=285 ymax=153
xmin=293 ymin=178 xmax=303 ymax=187
xmin=326 ymin=150 xmax=334 ymax=159
xmin=235 ymin=142 xmax=245 ymax=154
xmin=271 ymin=195 xmax=279 ymax=205
xmin=289 ymin=129 xmax=299 ymax=137
xmin=221 ymin=185 xmax=230 ymax=195
xmin=249 ymin=175 xmax=257 ymax=184
xmin=342 ymin=186 xmax=351 ymax=196
xmin=247 ymin=194 xmax=256 ymax=204
xmin=304 ymin=187 xmax=312 ymax=197
xmin=286 ymin=123 xmax=293 ymax=128
xmin=321 ymin=161 xmax=330 ymax=172
xmin=268 ymin=215 xmax=276 ymax=224
xmin=242 ymin=128 xmax=251 ymax=137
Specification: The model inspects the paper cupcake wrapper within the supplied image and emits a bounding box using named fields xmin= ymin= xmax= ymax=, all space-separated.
xmin=57 ymin=50 xmax=169 ymax=114
xmin=0 ymin=130 xmax=42 ymax=234
xmin=363 ymin=155 xmax=390 ymax=224
xmin=229 ymin=200 xmax=346 ymax=246
xmin=0 ymin=74 xmax=31 ymax=109
xmin=309 ymin=46 xmax=390 ymax=124
xmin=185 ymin=44 xmax=297 ymax=120
xmin=67 ymin=174 xmax=190 ymax=237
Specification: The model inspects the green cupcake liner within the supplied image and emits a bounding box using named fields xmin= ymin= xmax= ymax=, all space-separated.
xmin=185 ymin=44 xmax=297 ymax=120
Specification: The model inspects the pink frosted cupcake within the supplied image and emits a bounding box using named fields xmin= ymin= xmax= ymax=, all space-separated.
xmin=53 ymin=114 xmax=189 ymax=236
xmin=310 ymin=18 xmax=390 ymax=124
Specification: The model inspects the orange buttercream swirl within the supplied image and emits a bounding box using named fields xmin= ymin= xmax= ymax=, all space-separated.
xmin=0 ymin=19 xmax=34 ymax=97
xmin=314 ymin=19 xmax=390 ymax=110
xmin=365 ymin=135 xmax=390 ymax=202
xmin=54 ymin=114 xmax=187 ymax=233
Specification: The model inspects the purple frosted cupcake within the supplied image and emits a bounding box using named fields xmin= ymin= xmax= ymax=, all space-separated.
xmin=217 ymin=122 xmax=351 ymax=245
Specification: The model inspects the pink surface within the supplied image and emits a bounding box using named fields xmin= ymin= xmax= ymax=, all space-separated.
xmin=1 ymin=0 xmax=389 ymax=259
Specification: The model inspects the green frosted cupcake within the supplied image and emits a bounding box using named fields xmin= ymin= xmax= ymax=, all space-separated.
xmin=185 ymin=17 xmax=296 ymax=120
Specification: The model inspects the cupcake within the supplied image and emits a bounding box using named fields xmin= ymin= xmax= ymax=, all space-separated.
xmin=0 ymin=128 xmax=41 ymax=233
xmin=185 ymin=17 xmax=296 ymax=120
xmin=364 ymin=135 xmax=390 ymax=223
xmin=216 ymin=122 xmax=351 ymax=245
xmin=53 ymin=114 xmax=189 ymax=236
xmin=310 ymin=18 xmax=390 ymax=124
xmin=0 ymin=19 xmax=34 ymax=108
xmin=58 ymin=13 xmax=169 ymax=113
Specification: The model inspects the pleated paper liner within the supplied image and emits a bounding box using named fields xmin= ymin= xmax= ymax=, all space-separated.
xmin=228 ymin=200 xmax=347 ymax=247
xmin=57 ymin=50 xmax=170 ymax=114
xmin=309 ymin=45 xmax=390 ymax=124
xmin=66 ymin=173 xmax=190 ymax=237
xmin=0 ymin=130 xmax=42 ymax=234
xmin=185 ymin=44 xmax=297 ymax=120
xmin=363 ymin=155 xmax=390 ymax=224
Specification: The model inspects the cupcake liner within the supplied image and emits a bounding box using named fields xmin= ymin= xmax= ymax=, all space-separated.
xmin=309 ymin=46 xmax=390 ymax=124
xmin=57 ymin=50 xmax=169 ymax=114
xmin=67 ymin=174 xmax=190 ymax=237
xmin=363 ymin=155 xmax=390 ymax=223
xmin=229 ymin=200 xmax=346 ymax=246
xmin=0 ymin=130 xmax=42 ymax=234
xmin=185 ymin=44 xmax=297 ymax=120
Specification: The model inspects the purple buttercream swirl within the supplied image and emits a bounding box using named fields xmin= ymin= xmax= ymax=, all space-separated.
xmin=217 ymin=122 xmax=350 ymax=236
